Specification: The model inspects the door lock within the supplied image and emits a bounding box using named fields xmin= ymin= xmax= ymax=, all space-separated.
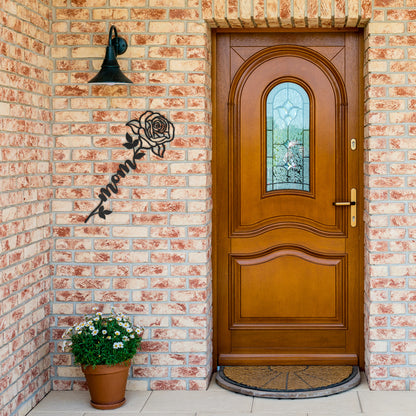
xmin=333 ymin=188 xmax=357 ymax=227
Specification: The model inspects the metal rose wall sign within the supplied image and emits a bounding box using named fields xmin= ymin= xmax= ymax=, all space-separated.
xmin=85 ymin=111 xmax=175 ymax=223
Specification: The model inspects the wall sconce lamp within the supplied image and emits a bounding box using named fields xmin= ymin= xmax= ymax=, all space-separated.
xmin=89 ymin=25 xmax=133 ymax=84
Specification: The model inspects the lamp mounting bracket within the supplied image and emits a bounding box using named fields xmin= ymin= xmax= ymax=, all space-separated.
xmin=114 ymin=37 xmax=128 ymax=55
xmin=109 ymin=25 xmax=128 ymax=56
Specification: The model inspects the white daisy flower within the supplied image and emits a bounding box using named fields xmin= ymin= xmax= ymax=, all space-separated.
xmin=62 ymin=329 xmax=71 ymax=338
xmin=135 ymin=327 xmax=144 ymax=336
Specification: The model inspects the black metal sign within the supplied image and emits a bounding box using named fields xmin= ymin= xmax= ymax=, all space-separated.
xmin=85 ymin=111 xmax=175 ymax=223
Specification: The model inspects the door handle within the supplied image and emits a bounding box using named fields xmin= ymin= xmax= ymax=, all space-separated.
xmin=333 ymin=188 xmax=357 ymax=227
xmin=333 ymin=201 xmax=355 ymax=206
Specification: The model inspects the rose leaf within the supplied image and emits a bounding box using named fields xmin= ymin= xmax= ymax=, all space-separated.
xmin=98 ymin=206 xmax=107 ymax=219
xmin=134 ymin=152 xmax=146 ymax=160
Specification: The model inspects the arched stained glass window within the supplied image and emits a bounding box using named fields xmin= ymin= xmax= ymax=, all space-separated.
xmin=266 ymin=82 xmax=310 ymax=192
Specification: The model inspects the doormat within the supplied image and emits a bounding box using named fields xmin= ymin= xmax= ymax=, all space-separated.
xmin=216 ymin=365 xmax=360 ymax=399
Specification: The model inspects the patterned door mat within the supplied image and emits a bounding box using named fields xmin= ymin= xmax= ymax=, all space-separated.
xmin=216 ymin=365 xmax=360 ymax=399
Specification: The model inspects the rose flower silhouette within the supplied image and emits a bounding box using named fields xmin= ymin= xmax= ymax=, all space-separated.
xmin=126 ymin=111 xmax=175 ymax=158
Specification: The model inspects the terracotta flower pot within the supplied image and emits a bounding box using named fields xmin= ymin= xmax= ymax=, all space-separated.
xmin=82 ymin=360 xmax=130 ymax=410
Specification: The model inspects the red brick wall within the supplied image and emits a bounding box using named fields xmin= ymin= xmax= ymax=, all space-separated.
xmin=363 ymin=5 xmax=416 ymax=391
xmin=50 ymin=1 xmax=212 ymax=391
xmin=3 ymin=2 xmax=416 ymax=413
xmin=0 ymin=0 xmax=53 ymax=415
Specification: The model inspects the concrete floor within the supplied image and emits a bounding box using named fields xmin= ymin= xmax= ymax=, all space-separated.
xmin=27 ymin=374 xmax=416 ymax=416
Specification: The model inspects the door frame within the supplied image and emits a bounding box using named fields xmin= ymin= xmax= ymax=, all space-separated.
xmin=212 ymin=28 xmax=365 ymax=369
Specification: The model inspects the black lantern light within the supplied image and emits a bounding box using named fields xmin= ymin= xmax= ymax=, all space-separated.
xmin=89 ymin=25 xmax=133 ymax=84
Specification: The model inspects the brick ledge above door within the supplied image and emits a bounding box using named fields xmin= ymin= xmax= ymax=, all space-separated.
xmin=202 ymin=0 xmax=372 ymax=28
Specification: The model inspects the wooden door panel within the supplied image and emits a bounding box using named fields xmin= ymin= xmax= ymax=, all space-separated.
xmin=215 ymin=31 xmax=363 ymax=366
xmin=232 ymin=49 xmax=345 ymax=237
xmin=232 ymin=249 xmax=344 ymax=323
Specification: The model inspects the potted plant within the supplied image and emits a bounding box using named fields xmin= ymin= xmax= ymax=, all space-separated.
xmin=62 ymin=308 xmax=144 ymax=410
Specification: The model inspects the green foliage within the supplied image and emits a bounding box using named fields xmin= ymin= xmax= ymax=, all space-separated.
xmin=62 ymin=309 xmax=143 ymax=367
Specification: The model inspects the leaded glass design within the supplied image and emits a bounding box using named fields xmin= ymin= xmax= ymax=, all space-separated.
xmin=266 ymin=82 xmax=310 ymax=192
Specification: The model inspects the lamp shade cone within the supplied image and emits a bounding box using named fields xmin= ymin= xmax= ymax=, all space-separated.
xmin=89 ymin=46 xmax=132 ymax=84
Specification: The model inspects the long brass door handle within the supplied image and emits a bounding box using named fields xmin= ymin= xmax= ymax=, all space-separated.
xmin=333 ymin=201 xmax=356 ymax=206
xmin=332 ymin=188 xmax=357 ymax=227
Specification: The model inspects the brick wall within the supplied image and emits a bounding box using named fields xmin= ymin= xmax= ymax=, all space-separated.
xmin=363 ymin=2 xmax=416 ymax=390
xmin=3 ymin=1 xmax=416 ymax=414
xmin=50 ymin=0 xmax=212 ymax=391
xmin=0 ymin=0 xmax=53 ymax=415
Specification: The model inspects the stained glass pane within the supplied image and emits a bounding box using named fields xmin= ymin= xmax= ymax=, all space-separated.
xmin=266 ymin=82 xmax=310 ymax=192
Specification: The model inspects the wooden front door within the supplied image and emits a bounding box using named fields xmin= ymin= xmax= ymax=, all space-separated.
xmin=214 ymin=32 xmax=363 ymax=366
